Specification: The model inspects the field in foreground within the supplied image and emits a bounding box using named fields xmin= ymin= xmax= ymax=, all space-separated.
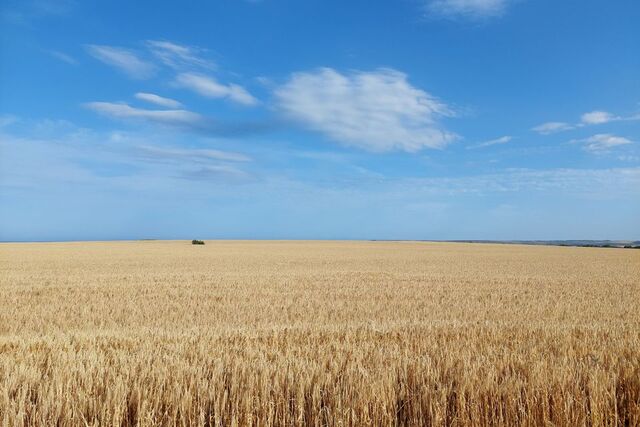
xmin=0 ymin=241 xmax=638 ymax=426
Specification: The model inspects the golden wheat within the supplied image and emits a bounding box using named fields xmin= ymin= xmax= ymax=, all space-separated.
xmin=0 ymin=241 xmax=638 ymax=426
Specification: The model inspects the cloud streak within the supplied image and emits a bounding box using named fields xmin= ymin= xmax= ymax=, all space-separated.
xmin=573 ymin=134 xmax=634 ymax=153
xmin=274 ymin=68 xmax=457 ymax=152
xmin=146 ymin=40 xmax=215 ymax=70
xmin=469 ymin=135 xmax=512 ymax=149
xmin=134 ymin=92 xmax=183 ymax=108
xmin=175 ymin=73 xmax=258 ymax=106
xmin=84 ymin=102 xmax=202 ymax=127
xmin=426 ymin=0 xmax=511 ymax=20
xmin=531 ymin=122 xmax=574 ymax=135
xmin=86 ymin=45 xmax=155 ymax=79
xmin=179 ymin=165 xmax=251 ymax=181
xmin=48 ymin=50 xmax=78 ymax=65
xmin=135 ymin=145 xmax=251 ymax=163
xmin=84 ymin=101 xmax=274 ymax=137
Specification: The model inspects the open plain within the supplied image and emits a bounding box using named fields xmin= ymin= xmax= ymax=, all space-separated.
xmin=0 ymin=240 xmax=639 ymax=426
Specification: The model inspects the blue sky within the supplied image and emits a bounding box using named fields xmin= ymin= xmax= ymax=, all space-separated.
xmin=1 ymin=0 xmax=639 ymax=241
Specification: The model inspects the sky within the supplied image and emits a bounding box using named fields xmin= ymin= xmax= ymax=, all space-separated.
xmin=1 ymin=0 xmax=639 ymax=241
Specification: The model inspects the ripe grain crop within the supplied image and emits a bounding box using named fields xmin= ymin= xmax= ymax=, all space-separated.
xmin=0 ymin=241 xmax=638 ymax=426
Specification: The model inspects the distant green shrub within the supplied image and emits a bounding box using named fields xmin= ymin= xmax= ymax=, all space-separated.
xmin=191 ymin=240 xmax=205 ymax=245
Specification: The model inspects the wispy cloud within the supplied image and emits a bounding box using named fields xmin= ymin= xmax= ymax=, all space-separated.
xmin=136 ymin=145 xmax=251 ymax=163
xmin=134 ymin=92 xmax=183 ymax=108
xmin=531 ymin=122 xmax=574 ymax=135
xmin=426 ymin=0 xmax=511 ymax=20
xmin=5 ymin=121 xmax=639 ymax=201
xmin=3 ymin=115 xmax=639 ymax=240
xmin=146 ymin=40 xmax=215 ymax=70
xmin=84 ymin=102 xmax=202 ymax=127
xmin=534 ymin=109 xmax=639 ymax=135
xmin=2 ymin=0 xmax=76 ymax=26
xmin=618 ymin=155 xmax=640 ymax=162
xmin=85 ymin=45 xmax=156 ymax=79
xmin=180 ymin=165 xmax=251 ymax=181
xmin=0 ymin=121 xmax=254 ymax=190
xmin=31 ymin=0 xmax=76 ymax=17
xmin=468 ymin=135 xmax=512 ymax=149
xmin=0 ymin=115 xmax=18 ymax=128
xmin=48 ymin=50 xmax=78 ymax=65
xmin=133 ymin=144 xmax=253 ymax=181
xmin=84 ymin=101 xmax=273 ymax=137
xmin=573 ymin=134 xmax=634 ymax=153
xmin=274 ymin=68 xmax=457 ymax=152
xmin=174 ymin=72 xmax=258 ymax=106
xmin=409 ymin=167 xmax=640 ymax=199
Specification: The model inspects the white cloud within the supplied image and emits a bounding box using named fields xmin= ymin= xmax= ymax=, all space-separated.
xmin=175 ymin=73 xmax=258 ymax=106
xmin=532 ymin=122 xmax=574 ymax=135
xmin=135 ymin=92 xmax=183 ymax=108
xmin=427 ymin=0 xmax=510 ymax=19
xmin=470 ymin=135 xmax=512 ymax=149
xmin=577 ymin=134 xmax=633 ymax=153
xmin=274 ymin=68 xmax=456 ymax=152
xmin=86 ymin=45 xmax=155 ymax=79
xmin=580 ymin=110 xmax=618 ymax=125
xmin=84 ymin=102 xmax=202 ymax=127
xmin=146 ymin=40 xmax=215 ymax=70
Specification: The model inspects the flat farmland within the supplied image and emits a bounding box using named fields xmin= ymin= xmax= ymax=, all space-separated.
xmin=0 ymin=241 xmax=638 ymax=426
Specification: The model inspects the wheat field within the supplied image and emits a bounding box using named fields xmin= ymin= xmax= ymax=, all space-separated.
xmin=0 ymin=240 xmax=638 ymax=426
